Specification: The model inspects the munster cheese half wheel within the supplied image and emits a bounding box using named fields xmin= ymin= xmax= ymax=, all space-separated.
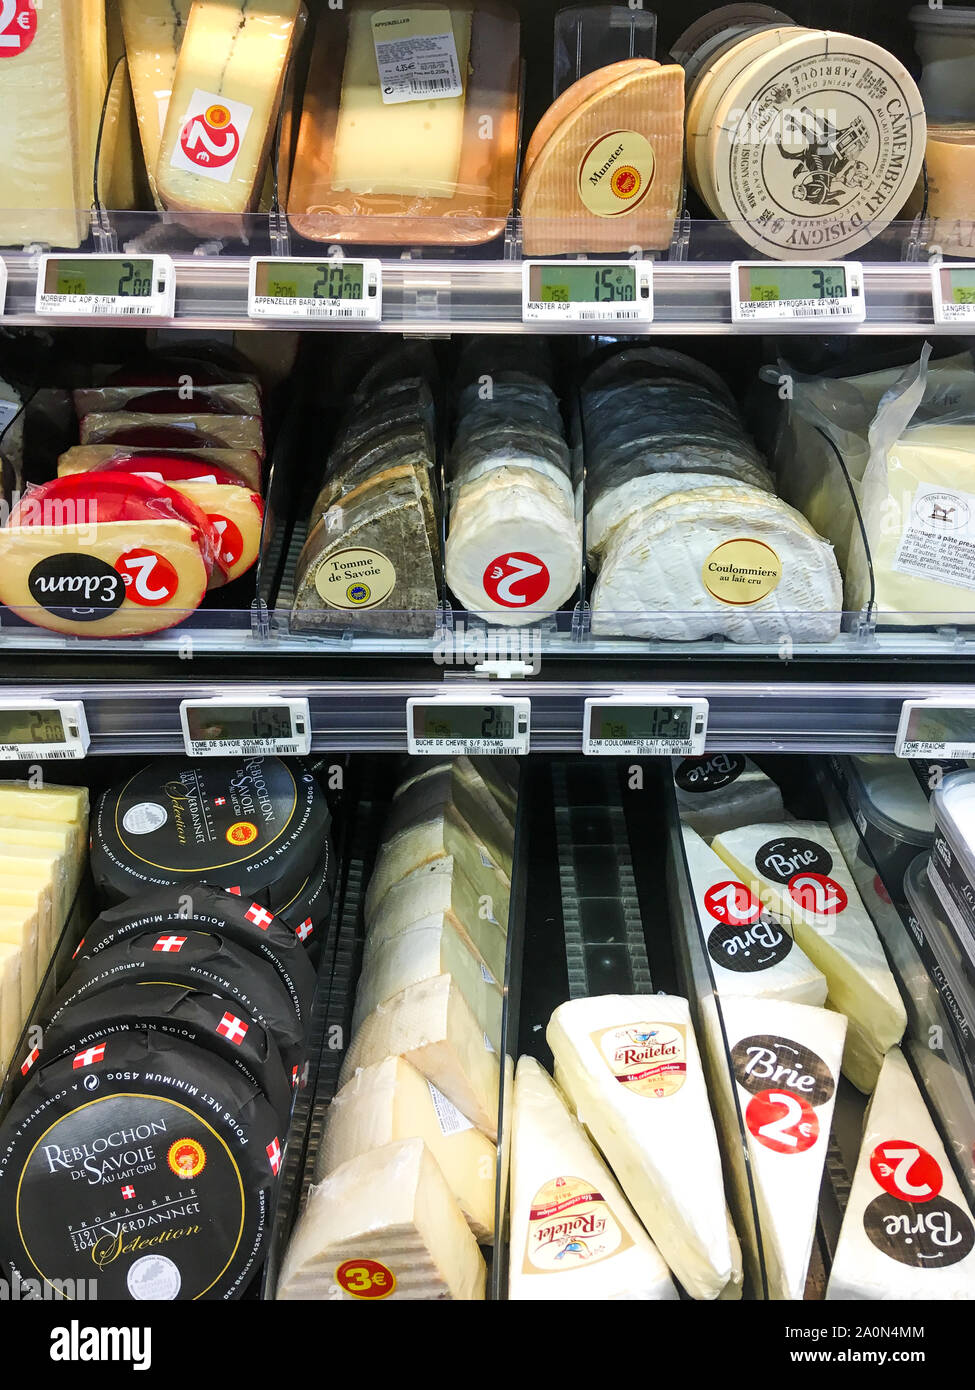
xmin=0 ymin=1032 xmax=283 ymax=1300
xmin=522 ymin=59 xmax=660 ymax=183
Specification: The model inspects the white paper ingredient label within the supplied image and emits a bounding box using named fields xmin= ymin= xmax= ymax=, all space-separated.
xmin=170 ymin=89 xmax=254 ymax=184
xmin=427 ymin=1080 xmax=474 ymax=1136
xmin=893 ymin=481 xmax=975 ymax=593
xmin=372 ymin=8 xmax=463 ymax=105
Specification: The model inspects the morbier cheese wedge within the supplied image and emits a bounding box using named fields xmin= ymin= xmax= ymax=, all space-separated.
xmin=547 ymin=994 xmax=736 ymax=1300
xmin=277 ymin=1137 xmax=486 ymax=1300
xmin=120 ymin=0 xmax=192 ymax=203
xmin=156 ymin=0 xmax=301 ymax=221
xmin=673 ymin=753 xmax=786 ymax=838
xmin=0 ymin=941 xmax=23 ymax=1077
xmin=680 ymin=825 xmax=827 ymax=1007
xmin=827 ymin=1047 xmax=975 ymax=1300
xmin=509 ymin=1055 xmax=678 ymax=1301
xmin=354 ymin=915 xmax=503 ymax=1050
xmin=365 ymin=861 xmax=506 ymax=985
xmin=711 ymin=822 xmax=907 ymax=1090
xmin=80 ymin=412 xmax=264 ymax=457
xmin=718 ymin=996 xmax=846 ymax=1300
xmin=319 ymin=1056 xmax=496 ymax=1242
xmin=339 ymin=974 xmax=499 ymax=1141
xmin=0 ymin=904 xmax=38 ymax=1018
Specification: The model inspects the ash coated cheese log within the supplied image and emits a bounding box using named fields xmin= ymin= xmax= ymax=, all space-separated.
xmin=711 ymin=821 xmax=907 ymax=1091
xmin=510 ymin=1055 xmax=678 ymax=1301
xmin=547 ymin=994 xmax=737 ymax=1300
xmin=120 ymin=0 xmax=191 ymax=203
xmin=827 ymin=1047 xmax=975 ymax=1300
xmin=339 ymin=974 xmax=500 ymax=1141
xmin=319 ymin=1056 xmax=496 ymax=1242
xmin=277 ymin=1137 xmax=487 ymax=1300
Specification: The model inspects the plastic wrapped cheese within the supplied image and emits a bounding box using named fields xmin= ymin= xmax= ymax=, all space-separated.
xmin=673 ymin=753 xmax=786 ymax=839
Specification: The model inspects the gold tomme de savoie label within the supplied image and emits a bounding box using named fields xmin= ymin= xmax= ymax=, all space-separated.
xmin=523 ymin=1176 xmax=632 ymax=1274
xmin=591 ymin=1022 xmax=687 ymax=1098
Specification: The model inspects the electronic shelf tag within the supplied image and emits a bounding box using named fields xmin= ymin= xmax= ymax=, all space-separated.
xmin=247 ymin=257 xmax=383 ymax=322
xmin=932 ymin=263 xmax=975 ymax=325
xmin=730 ymin=260 xmax=865 ymax=324
xmin=895 ymin=698 xmax=975 ymax=761
xmin=0 ymin=700 xmax=90 ymax=762
xmin=179 ymin=696 xmax=312 ymax=759
xmin=583 ymin=696 xmax=709 ymax=757
xmin=406 ymin=695 xmax=530 ymax=756
xmin=522 ymin=260 xmax=653 ymax=325
xmin=35 ymin=254 xmax=175 ymax=319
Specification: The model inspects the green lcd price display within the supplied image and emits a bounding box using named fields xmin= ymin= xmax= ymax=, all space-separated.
xmin=597 ymin=706 xmax=694 ymax=741
xmin=583 ymin=697 xmax=708 ymax=756
xmin=185 ymin=705 xmax=298 ymax=743
xmin=896 ymin=700 xmax=975 ymax=758
xmin=935 ymin=264 xmax=975 ymax=322
xmin=531 ymin=263 xmax=638 ymax=304
xmin=248 ymin=257 xmax=383 ymax=321
xmin=256 ymin=261 xmax=365 ymax=302
xmin=951 ymin=270 xmax=975 ymax=305
xmin=45 ymin=259 xmax=154 ymax=298
xmin=406 ymin=697 xmax=531 ymax=754
xmin=0 ymin=699 xmax=90 ymax=760
xmin=0 ymin=707 xmax=66 ymax=745
xmin=747 ymin=265 xmax=847 ymax=302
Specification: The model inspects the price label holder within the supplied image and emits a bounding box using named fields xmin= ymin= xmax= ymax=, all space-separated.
xmin=522 ymin=259 xmax=653 ymax=325
xmin=248 ymin=257 xmax=383 ymax=322
xmin=932 ymin=263 xmax=975 ymax=325
xmin=583 ymin=696 xmax=709 ymax=757
xmin=35 ymin=254 xmax=175 ymax=319
xmin=0 ymin=700 xmax=90 ymax=762
xmin=179 ymin=696 xmax=312 ymax=759
xmin=406 ymin=695 xmax=530 ymax=756
xmin=895 ymin=698 xmax=975 ymax=760
xmin=730 ymin=260 xmax=865 ymax=325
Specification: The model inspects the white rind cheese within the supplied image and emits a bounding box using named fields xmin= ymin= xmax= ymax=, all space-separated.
xmin=827 ymin=1047 xmax=975 ymax=1300
xmin=509 ymin=1055 xmax=678 ymax=1301
xmin=547 ymin=994 xmax=737 ymax=1300
xmin=673 ymin=752 xmax=786 ymax=839
xmin=365 ymin=860 xmax=506 ymax=986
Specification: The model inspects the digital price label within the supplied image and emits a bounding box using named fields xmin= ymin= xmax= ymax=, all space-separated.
xmin=406 ymin=696 xmax=530 ymax=755
xmin=35 ymin=254 xmax=175 ymax=319
xmin=248 ymin=257 xmax=383 ymax=322
xmin=932 ymin=263 xmax=975 ymax=325
xmin=0 ymin=700 xmax=90 ymax=761
xmin=523 ymin=260 xmax=653 ymax=324
xmin=179 ymin=697 xmax=312 ymax=758
xmin=730 ymin=261 xmax=865 ymax=324
xmin=895 ymin=698 xmax=975 ymax=760
xmin=583 ymin=697 xmax=709 ymax=757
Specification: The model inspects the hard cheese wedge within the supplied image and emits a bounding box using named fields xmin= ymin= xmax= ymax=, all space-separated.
xmin=277 ymin=1137 xmax=486 ymax=1300
xmin=354 ymin=915 xmax=503 ymax=1051
xmin=163 ymin=481 xmax=263 ymax=585
xmin=547 ymin=994 xmax=736 ymax=1300
xmin=156 ymin=0 xmax=301 ymax=221
xmin=0 ymin=942 xmax=23 ymax=1077
xmin=120 ymin=0 xmax=192 ymax=203
xmin=711 ymin=822 xmax=907 ymax=1090
xmin=0 ymin=781 xmax=89 ymax=862
xmin=509 ymin=1055 xmax=678 ymax=1301
xmin=1 ymin=882 xmax=54 ymax=985
xmin=0 ymin=843 xmax=67 ymax=948
xmin=0 ymin=904 xmax=38 ymax=1018
xmin=339 ymin=974 xmax=500 ymax=1141
xmin=719 ymin=996 xmax=846 ymax=1301
xmin=680 ymin=825 xmax=827 ymax=1007
xmin=365 ymin=861 xmax=506 ymax=985
xmin=827 ymin=1047 xmax=975 ymax=1300
xmin=522 ymin=58 xmax=659 ymax=184
xmin=319 ymin=1055 xmax=496 ymax=1242
xmin=390 ymin=765 xmax=514 ymax=882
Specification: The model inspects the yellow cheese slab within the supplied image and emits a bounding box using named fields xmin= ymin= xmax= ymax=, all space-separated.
xmin=0 ymin=904 xmax=39 ymax=1017
xmin=0 ymin=942 xmax=23 ymax=1078
xmin=121 ymin=0 xmax=192 ymax=202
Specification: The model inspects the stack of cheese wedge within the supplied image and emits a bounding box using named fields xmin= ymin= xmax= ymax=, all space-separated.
xmin=584 ymin=347 xmax=843 ymax=642
xmin=0 ymin=779 xmax=89 ymax=1078
xmin=276 ymin=756 xmax=518 ymax=1300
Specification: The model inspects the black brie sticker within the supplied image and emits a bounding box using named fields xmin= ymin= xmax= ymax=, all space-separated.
xmin=707 ymin=911 xmax=793 ymax=974
xmin=863 ymin=1194 xmax=975 ymax=1269
xmin=675 ymin=753 xmax=746 ymax=794
xmin=755 ymin=836 xmax=832 ymax=885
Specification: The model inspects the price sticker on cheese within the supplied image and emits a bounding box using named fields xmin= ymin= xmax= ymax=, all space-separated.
xmin=248 ymin=258 xmax=382 ymax=322
xmin=0 ymin=700 xmax=90 ymax=761
xmin=932 ymin=264 xmax=975 ymax=325
xmin=895 ymin=698 xmax=975 ymax=760
xmin=407 ymin=696 xmax=530 ymax=756
xmin=730 ymin=261 xmax=865 ymax=324
xmin=583 ymin=697 xmax=708 ymax=757
xmin=35 ymin=255 xmax=175 ymax=320
xmin=179 ymin=697 xmax=312 ymax=758
xmin=523 ymin=260 xmax=653 ymax=325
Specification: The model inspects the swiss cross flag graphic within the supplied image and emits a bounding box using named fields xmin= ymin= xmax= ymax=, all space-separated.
xmin=20 ymin=1047 xmax=39 ymax=1077
xmin=214 ymin=797 xmax=226 ymax=806
xmin=227 ymin=886 xmax=241 ymax=896
xmin=267 ymin=1137 xmax=282 ymax=1175
xmin=73 ymin=1044 xmax=106 ymax=1069
xmin=296 ymin=919 xmax=313 ymax=942
xmin=245 ymin=904 xmax=274 ymax=931
xmin=121 ymin=1185 xmax=136 ymax=1201
xmin=216 ymin=1012 xmax=249 ymax=1045
xmin=291 ymin=1065 xmax=299 ymax=1088
xmin=153 ymin=934 xmax=187 ymax=953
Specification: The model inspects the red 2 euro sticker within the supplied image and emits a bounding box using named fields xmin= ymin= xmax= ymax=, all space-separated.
xmin=0 ymin=1 xmax=37 ymax=57
xmin=115 ymin=549 xmax=180 ymax=607
xmin=788 ymin=872 xmax=847 ymax=916
xmin=703 ymin=880 xmax=762 ymax=926
xmin=483 ymin=552 xmax=550 ymax=608
xmin=746 ymin=1089 xmax=819 ymax=1154
xmin=870 ymin=1141 xmax=943 ymax=1203
xmin=172 ymin=89 xmax=253 ymax=184
xmin=209 ymin=514 xmax=243 ymax=567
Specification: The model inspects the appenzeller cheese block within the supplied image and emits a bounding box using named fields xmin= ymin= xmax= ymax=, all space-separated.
xmin=521 ymin=63 xmax=684 ymax=255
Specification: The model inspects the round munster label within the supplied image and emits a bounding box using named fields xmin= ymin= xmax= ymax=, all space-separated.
xmin=863 ymin=1193 xmax=975 ymax=1269
xmin=578 ymin=130 xmax=656 ymax=218
xmin=675 ymin=753 xmax=747 ymax=794
xmin=703 ymin=538 xmax=782 ymax=605
xmin=731 ymin=1033 xmax=836 ymax=1107
xmin=315 ymin=548 xmax=397 ymax=611
xmin=523 ymin=1177 xmax=631 ymax=1273
xmin=754 ymin=835 xmax=833 ymax=884
xmin=0 ymin=1 xmax=37 ymax=58
xmin=707 ymin=910 xmax=795 ymax=974
xmin=592 ymin=1022 xmax=687 ymax=1098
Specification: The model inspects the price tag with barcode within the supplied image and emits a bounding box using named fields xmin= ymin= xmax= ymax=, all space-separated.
xmin=372 ymin=8 xmax=463 ymax=103
xmin=523 ymin=260 xmax=653 ymax=325
xmin=583 ymin=697 xmax=708 ymax=757
xmin=248 ymin=258 xmax=382 ymax=322
xmin=730 ymin=260 xmax=865 ymax=324
xmin=0 ymin=700 xmax=90 ymax=761
xmin=35 ymin=255 xmax=175 ymax=319
xmin=932 ymin=263 xmax=975 ymax=325
xmin=895 ymin=698 xmax=975 ymax=760
xmin=180 ymin=697 xmax=312 ymax=758
xmin=407 ymin=696 xmax=530 ymax=755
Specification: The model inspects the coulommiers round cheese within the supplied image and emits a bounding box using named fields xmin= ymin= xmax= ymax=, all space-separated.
xmin=0 ymin=1032 xmax=283 ymax=1300
xmin=708 ymin=31 xmax=926 ymax=259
